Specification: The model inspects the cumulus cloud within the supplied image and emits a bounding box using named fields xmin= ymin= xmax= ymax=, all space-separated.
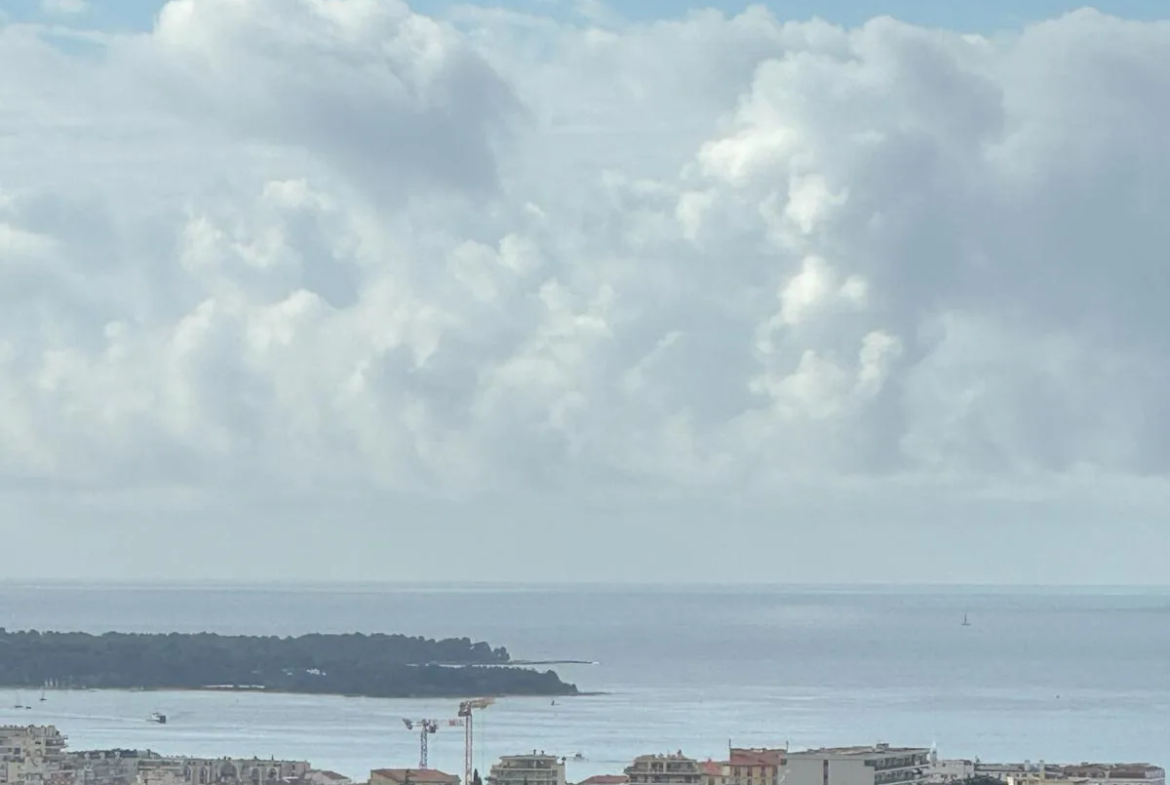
xmin=1 ymin=2 xmax=1169 ymax=579
xmin=121 ymin=0 xmax=520 ymax=199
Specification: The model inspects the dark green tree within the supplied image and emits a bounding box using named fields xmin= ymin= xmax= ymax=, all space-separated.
xmin=0 ymin=629 xmax=576 ymax=699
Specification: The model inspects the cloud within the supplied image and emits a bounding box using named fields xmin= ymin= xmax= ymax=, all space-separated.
xmin=1 ymin=2 xmax=1169 ymax=580
xmin=114 ymin=0 xmax=520 ymax=201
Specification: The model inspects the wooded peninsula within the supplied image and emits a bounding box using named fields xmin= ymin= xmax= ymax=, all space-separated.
xmin=0 ymin=629 xmax=579 ymax=698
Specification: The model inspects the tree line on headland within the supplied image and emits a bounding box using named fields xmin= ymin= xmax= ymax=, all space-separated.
xmin=0 ymin=629 xmax=578 ymax=698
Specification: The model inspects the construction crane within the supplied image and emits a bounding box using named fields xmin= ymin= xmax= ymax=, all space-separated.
xmin=457 ymin=698 xmax=495 ymax=785
xmin=402 ymin=718 xmax=462 ymax=768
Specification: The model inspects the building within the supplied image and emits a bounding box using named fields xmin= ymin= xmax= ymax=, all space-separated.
xmin=488 ymin=754 xmax=564 ymax=785
xmin=779 ymin=745 xmax=930 ymax=785
xmin=137 ymin=771 xmax=186 ymax=785
xmin=0 ymin=729 xmax=315 ymax=785
xmin=729 ymin=750 xmax=785 ymax=785
xmin=136 ymin=757 xmax=310 ymax=785
xmin=577 ymin=777 xmax=628 ymax=785
xmin=0 ymin=725 xmax=69 ymax=785
xmin=64 ymin=752 xmax=309 ymax=785
xmin=700 ymin=763 xmax=727 ymax=785
xmin=370 ymin=770 xmax=460 ymax=785
xmin=625 ymin=754 xmax=702 ymax=785
xmin=997 ymin=764 xmax=1166 ymax=785
xmin=974 ymin=765 xmax=1044 ymax=783
xmin=956 ymin=762 xmax=1165 ymax=785
xmin=925 ymin=760 xmax=974 ymax=784
xmin=1056 ymin=764 xmax=1165 ymax=785
xmin=65 ymin=749 xmax=152 ymax=785
xmin=305 ymin=773 xmax=352 ymax=785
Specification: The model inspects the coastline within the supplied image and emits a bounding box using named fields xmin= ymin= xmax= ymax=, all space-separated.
xmin=0 ymin=629 xmax=581 ymax=700
xmin=1 ymin=683 xmax=585 ymax=700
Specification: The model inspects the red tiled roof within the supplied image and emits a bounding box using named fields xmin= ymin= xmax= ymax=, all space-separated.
xmin=701 ymin=762 xmax=724 ymax=776
xmin=729 ymin=750 xmax=784 ymax=768
xmin=1059 ymin=769 xmax=1163 ymax=781
xmin=579 ymin=777 xmax=629 ymax=785
xmin=371 ymin=770 xmax=459 ymax=785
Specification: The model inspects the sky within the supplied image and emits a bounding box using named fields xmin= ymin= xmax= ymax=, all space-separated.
xmin=0 ymin=0 xmax=1169 ymax=584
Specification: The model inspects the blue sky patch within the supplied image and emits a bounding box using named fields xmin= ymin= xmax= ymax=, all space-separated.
xmin=5 ymin=0 xmax=1166 ymax=35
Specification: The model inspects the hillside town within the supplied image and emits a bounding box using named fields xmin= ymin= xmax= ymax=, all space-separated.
xmin=0 ymin=726 xmax=1163 ymax=785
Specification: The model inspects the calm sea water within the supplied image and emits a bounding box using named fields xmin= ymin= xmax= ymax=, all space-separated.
xmin=0 ymin=583 xmax=1167 ymax=779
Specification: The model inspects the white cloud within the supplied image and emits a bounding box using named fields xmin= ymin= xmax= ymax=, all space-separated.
xmin=1 ymin=2 xmax=1169 ymax=581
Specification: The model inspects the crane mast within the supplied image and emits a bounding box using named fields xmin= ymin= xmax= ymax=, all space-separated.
xmin=457 ymin=698 xmax=494 ymax=785
xmin=401 ymin=718 xmax=440 ymax=768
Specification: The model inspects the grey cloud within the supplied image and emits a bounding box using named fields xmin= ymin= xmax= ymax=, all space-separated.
xmin=2 ymin=4 xmax=1170 ymax=509
xmin=127 ymin=0 xmax=520 ymax=199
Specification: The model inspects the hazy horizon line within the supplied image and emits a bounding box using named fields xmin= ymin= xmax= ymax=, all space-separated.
xmin=2 ymin=579 xmax=1169 ymax=594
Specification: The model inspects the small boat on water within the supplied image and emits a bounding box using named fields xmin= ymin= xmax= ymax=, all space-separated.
xmin=149 ymin=712 xmax=167 ymax=724
xmin=961 ymin=613 xmax=971 ymax=627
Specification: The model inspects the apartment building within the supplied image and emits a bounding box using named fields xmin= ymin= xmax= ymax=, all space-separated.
xmin=137 ymin=770 xmax=185 ymax=785
xmin=577 ymin=776 xmax=628 ymax=785
xmin=370 ymin=770 xmax=460 ymax=785
xmin=0 ymin=726 xmax=69 ymax=785
xmin=488 ymin=754 xmax=564 ymax=785
xmin=700 ymin=763 xmax=726 ymax=785
xmin=1057 ymin=764 xmax=1165 ymax=785
xmin=954 ymin=761 xmax=1165 ymax=785
xmin=1000 ymin=764 xmax=1166 ymax=785
xmin=625 ymin=755 xmax=703 ymax=785
xmin=66 ymin=749 xmax=150 ymax=785
xmin=137 ymin=757 xmax=310 ymax=785
xmin=924 ymin=760 xmax=974 ymax=785
xmin=304 ymin=772 xmax=352 ymax=785
xmin=976 ymin=764 xmax=1050 ymax=783
xmin=779 ymin=745 xmax=930 ymax=785
xmin=728 ymin=749 xmax=784 ymax=785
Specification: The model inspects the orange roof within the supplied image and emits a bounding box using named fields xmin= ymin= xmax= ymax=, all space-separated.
xmin=729 ymin=750 xmax=784 ymax=768
xmin=701 ymin=762 xmax=725 ymax=776
xmin=579 ymin=777 xmax=629 ymax=785
xmin=371 ymin=770 xmax=459 ymax=785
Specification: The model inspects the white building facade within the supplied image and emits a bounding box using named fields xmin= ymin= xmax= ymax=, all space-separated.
xmin=779 ymin=746 xmax=931 ymax=785
xmin=488 ymin=755 xmax=565 ymax=785
xmin=625 ymin=754 xmax=703 ymax=785
xmin=0 ymin=726 xmax=68 ymax=785
xmin=925 ymin=760 xmax=975 ymax=784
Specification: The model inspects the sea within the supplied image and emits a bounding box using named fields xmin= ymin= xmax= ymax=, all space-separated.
xmin=1 ymin=583 xmax=1168 ymax=780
